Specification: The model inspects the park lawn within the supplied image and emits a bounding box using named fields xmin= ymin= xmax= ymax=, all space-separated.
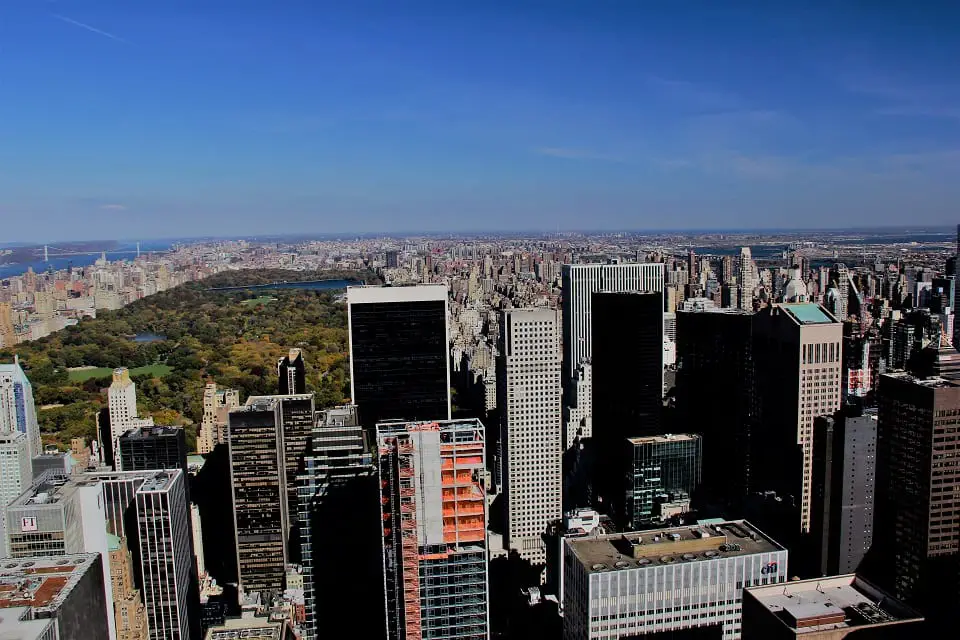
xmin=240 ymin=296 xmax=278 ymax=307
xmin=67 ymin=363 xmax=173 ymax=382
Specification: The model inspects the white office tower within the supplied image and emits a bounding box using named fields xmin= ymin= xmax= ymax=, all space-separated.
xmin=561 ymin=263 xmax=664 ymax=388
xmin=498 ymin=309 xmax=563 ymax=564
xmin=562 ymin=520 xmax=788 ymax=639
xmin=108 ymin=368 xmax=138 ymax=455
xmin=0 ymin=432 xmax=31 ymax=557
xmin=0 ymin=358 xmax=41 ymax=459
xmin=738 ymin=247 xmax=756 ymax=310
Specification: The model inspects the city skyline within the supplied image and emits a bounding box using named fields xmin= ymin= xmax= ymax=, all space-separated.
xmin=2 ymin=2 xmax=960 ymax=239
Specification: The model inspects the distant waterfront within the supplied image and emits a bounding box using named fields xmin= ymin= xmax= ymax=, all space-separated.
xmin=0 ymin=241 xmax=173 ymax=279
xmin=208 ymin=279 xmax=360 ymax=292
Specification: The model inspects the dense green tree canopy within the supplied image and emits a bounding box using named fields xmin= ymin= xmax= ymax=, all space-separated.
xmin=1 ymin=269 xmax=378 ymax=450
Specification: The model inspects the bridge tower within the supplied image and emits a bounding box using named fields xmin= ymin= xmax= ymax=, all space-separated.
xmin=44 ymin=245 xmax=48 ymax=262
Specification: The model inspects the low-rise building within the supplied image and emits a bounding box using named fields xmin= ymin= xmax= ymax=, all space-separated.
xmin=563 ymin=520 xmax=787 ymax=639
xmin=742 ymin=574 xmax=924 ymax=638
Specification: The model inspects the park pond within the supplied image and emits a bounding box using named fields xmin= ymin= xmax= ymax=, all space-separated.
xmin=207 ymin=278 xmax=360 ymax=292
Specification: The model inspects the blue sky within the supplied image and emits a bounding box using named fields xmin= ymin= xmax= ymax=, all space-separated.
xmin=1 ymin=1 xmax=959 ymax=241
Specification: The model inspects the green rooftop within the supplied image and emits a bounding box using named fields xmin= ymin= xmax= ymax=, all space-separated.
xmin=781 ymin=303 xmax=836 ymax=325
xmin=107 ymin=532 xmax=122 ymax=552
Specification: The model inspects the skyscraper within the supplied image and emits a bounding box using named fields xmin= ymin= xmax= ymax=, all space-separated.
xmin=954 ymin=224 xmax=960 ymax=349
xmin=275 ymin=394 xmax=315 ymax=531
xmin=227 ymin=397 xmax=288 ymax=593
xmin=591 ymin=291 xmax=664 ymax=519
xmin=498 ymin=308 xmax=562 ymax=564
xmin=676 ymin=307 xmax=755 ymax=504
xmin=198 ymin=383 xmax=239 ymax=455
xmin=378 ymin=419 xmax=488 ymax=640
xmin=625 ymin=434 xmax=702 ymax=529
xmin=0 ymin=357 xmax=41 ymax=459
xmin=561 ymin=263 xmax=664 ymax=390
xmin=0 ymin=431 xmax=30 ymax=557
xmin=347 ymin=285 xmax=451 ymax=431
xmin=738 ymin=247 xmax=756 ymax=310
xmin=118 ymin=426 xmax=188 ymax=475
xmin=752 ymin=303 xmax=842 ymax=532
xmin=810 ymin=410 xmax=876 ymax=576
xmin=297 ymin=405 xmax=377 ymax=640
xmin=135 ymin=471 xmax=196 ymax=640
xmin=108 ymin=368 xmax=139 ymax=451
xmin=0 ymin=302 xmax=14 ymax=348
xmin=870 ymin=372 xmax=960 ymax=613
xmin=86 ymin=469 xmax=199 ymax=639
xmin=278 ymin=348 xmax=306 ymax=395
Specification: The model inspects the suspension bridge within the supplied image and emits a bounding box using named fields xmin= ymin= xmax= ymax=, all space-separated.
xmin=38 ymin=243 xmax=156 ymax=261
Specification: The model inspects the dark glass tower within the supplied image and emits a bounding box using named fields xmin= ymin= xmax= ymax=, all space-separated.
xmin=278 ymin=348 xmax=306 ymax=395
xmin=227 ymin=398 xmax=287 ymax=593
xmin=868 ymin=372 xmax=960 ymax=618
xmin=810 ymin=409 xmax=877 ymax=576
xmin=296 ymin=405 xmax=378 ymax=640
xmin=347 ymin=285 xmax=451 ymax=431
xmin=591 ymin=290 xmax=663 ymax=520
xmin=675 ymin=308 xmax=755 ymax=505
xmin=118 ymin=426 xmax=188 ymax=475
xmin=625 ymin=433 xmax=702 ymax=529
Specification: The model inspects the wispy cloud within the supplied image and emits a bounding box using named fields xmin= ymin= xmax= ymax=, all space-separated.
xmin=51 ymin=14 xmax=129 ymax=44
xmin=99 ymin=204 xmax=127 ymax=211
xmin=842 ymin=71 xmax=960 ymax=120
xmin=534 ymin=147 xmax=621 ymax=161
xmin=645 ymin=76 xmax=743 ymax=111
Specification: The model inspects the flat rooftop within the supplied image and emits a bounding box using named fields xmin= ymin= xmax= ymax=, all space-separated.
xmin=205 ymin=618 xmax=287 ymax=640
xmin=568 ymin=520 xmax=783 ymax=574
xmin=0 ymin=555 xmax=98 ymax=613
xmin=780 ymin=303 xmax=837 ymax=325
xmin=627 ymin=433 xmax=700 ymax=445
xmin=347 ymin=283 xmax=447 ymax=304
xmin=746 ymin=574 xmax=923 ymax=633
xmin=0 ymin=606 xmax=56 ymax=639
xmin=138 ymin=470 xmax=180 ymax=493
xmin=882 ymin=371 xmax=960 ymax=388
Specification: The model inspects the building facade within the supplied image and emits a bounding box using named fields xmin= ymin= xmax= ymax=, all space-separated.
xmin=198 ymin=383 xmax=239 ymax=455
xmin=563 ymin=520 xmax=787 ymax=639
xmin=135 ymin=471 xmax=195 ymax=640
xmin=108 ymin=368 xmax=139 ymax=454
xmin=347 ymin=285 xmax=451 ymax=431
xmin=676 ymin=308 xmax=755 ymax=504
xmin=561 ymin=263 xmax=665 ymax=390
xmin=871 ymin=372 xmax=960 ymax=614
xmin=810 ymin=411 xmax=877 ymax=576
xmin=278 ymin=348 xmax=306 ymax=395
xmin=296 ymin=405 xmax=377 ymax=640
xmin=752 ymin=303 xmax=843 ymax=532
xmin=118 ymin=426 xmax=188 ymax=474
xmin=591 ymin=291 xmax=664 ymax=520
xmin=625 ymin=434 xmax=702 ymax=529
xmin=0 ymin=358 xmax=41 ymax=459
xmin=378 ymin=419 xmax=489 ymax=640
xmin=498 ymin=308 xmax=562 ymax=564
xmin=228 ymin=398 xmax=288 ymax=593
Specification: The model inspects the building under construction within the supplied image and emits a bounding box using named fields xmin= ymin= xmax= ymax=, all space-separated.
xmin=378 ymin=419 xmax=489 ymax=640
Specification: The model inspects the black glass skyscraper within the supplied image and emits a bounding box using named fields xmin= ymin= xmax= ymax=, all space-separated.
xmin=591 ymin=290 xmax=663 ymax=519
xmin=347 ymin=285 xmax=451 ymax=431
xmin=118 ymin=426 xmax=188 ymax=475
xmin=278 ymin=348 xmax=306 ymax=395
xmin=675 ymin=307 xmax=755 ymax=505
